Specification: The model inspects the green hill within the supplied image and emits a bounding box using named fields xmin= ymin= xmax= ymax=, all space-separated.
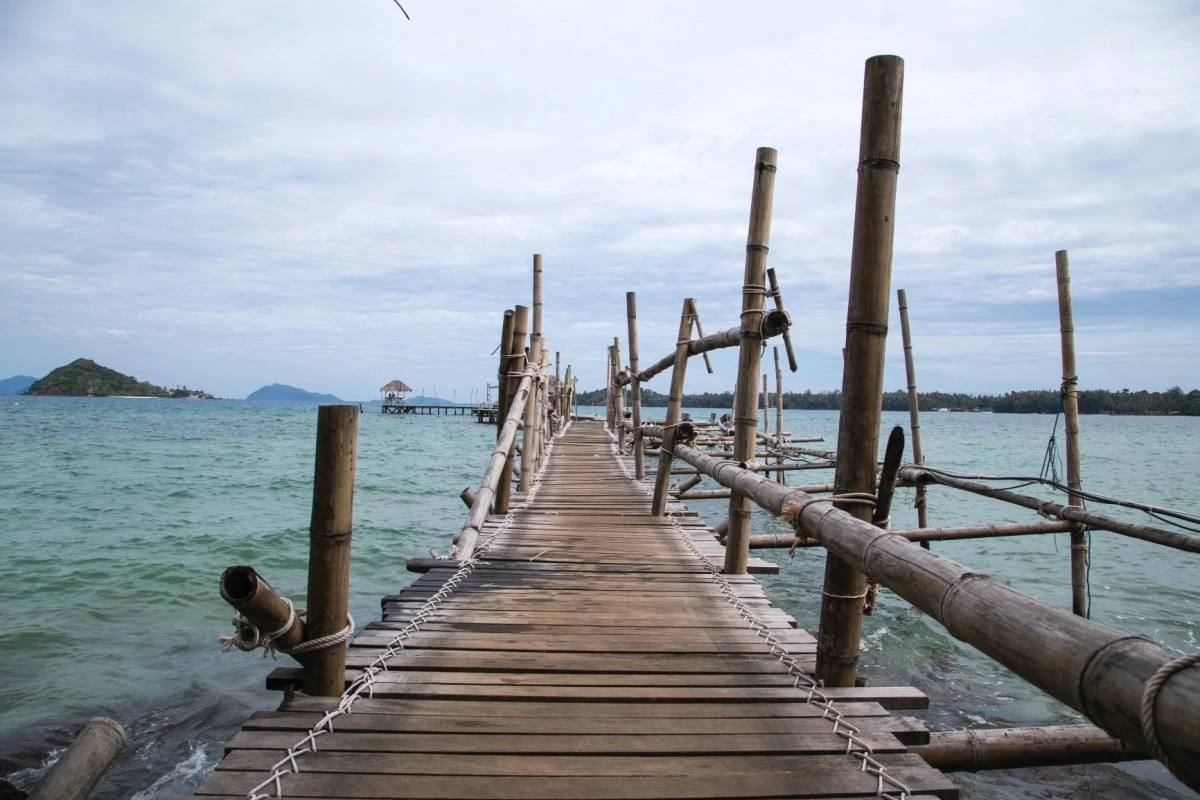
xmin=25 ymin=359 xmax=212 ymax=398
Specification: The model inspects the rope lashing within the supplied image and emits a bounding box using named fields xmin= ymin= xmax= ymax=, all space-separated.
xmin=219 ymin=598 xmax=355 ymax=659
xmin=1140 ymin=650 xmax=1200 ymax=792
xmin=781 ymin=493 xmax=878 ymax=540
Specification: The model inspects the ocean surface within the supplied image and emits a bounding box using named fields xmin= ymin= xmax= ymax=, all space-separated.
xmin=0 ymin=397 xmax=1196 ymax=798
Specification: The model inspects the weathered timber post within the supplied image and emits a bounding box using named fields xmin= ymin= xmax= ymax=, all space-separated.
xmin=529 ymin=254 xmax=545 ymax=472
xmin=554 ymin=351 xmax=562 ymax=434
xmin=897 ymin=288 xmax=929 ymax=546
xmin=564 ymin=365 xmax=573 ymax=423
xmin=651 ymin=298 xmax=697 ymax=515
xmin=816 ymin=55 xmax=904 ymax=686
xmin=496 ymin=310 xmax=515 ymax=433
xmin=724 ymin=147 xmax=778 ymax=574
xmin=774 ymin=346 xmax=785 ymax=483
xmin=605 ymin=345 xmax=615 ymax=431
xmin=304 ymin=404 xmax=358 ymax=696
xmin=761 ymin=374 xmax=769 ymax=436
xmin=27 ymin=717 xmax=125 ymax=800
xmin=495 ymin=306 xmax=528 ymax=513
xmin=1056 ymin=249 xmax=1088 ymax=618
xmin=613 ymin=336 xmax=626 ymax=453
xmin=626 ymin=292 xmax=646 ymax=479
xmin=519 ymin=335 xmax=543 ymax=493
xmin=766 ymin=268 xmax=799 ymax=372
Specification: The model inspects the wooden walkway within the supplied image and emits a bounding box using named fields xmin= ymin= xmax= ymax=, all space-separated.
xmin=190 ymin=420 xmax=958 ymax=799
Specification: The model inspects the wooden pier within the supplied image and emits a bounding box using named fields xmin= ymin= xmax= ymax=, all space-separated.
xmin=382 ymin=403 xmax=473 ymax=416
xmin=192 ymin=419 xmax=955 ymax=798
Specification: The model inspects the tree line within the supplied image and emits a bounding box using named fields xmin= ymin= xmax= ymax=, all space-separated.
xmin=574 ymin=386 xmax=1200 ymax=416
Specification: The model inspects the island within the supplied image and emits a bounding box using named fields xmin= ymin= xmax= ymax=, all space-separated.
xmin=246 ymin=384 xmax=343 ymax=402
xmin=0 ymin=375 xmax=36 ymax=395
xmin=23 ymin=359 xmax=213 ymax=398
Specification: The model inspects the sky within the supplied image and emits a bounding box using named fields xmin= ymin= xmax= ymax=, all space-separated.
xmin=2 ymin=1 xmax=1198 ymax=401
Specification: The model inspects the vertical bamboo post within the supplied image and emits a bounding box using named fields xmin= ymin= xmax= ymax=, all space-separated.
xmin=816 ymin=55 xmax=904 ymax=687
xmin=532 ymin=254 xmax=543 ymax=340
xmin=767 ymin=268 xmax=799 ymax=372
xmin=304 ymin=404 xmax=358 ymax=696
xmin=564 ymin=365 xmax=573 ymax=423
xmin=496 ymin=306 xmax=528 ymax=513
xmin=626 ymin=292 xmax=646 ymax=480
xmin=1056 ymin=249 xmax=1089 ymax=618
xmin=496 ymin=310 xmax=515 ymax=432
xmin=774 ymin=346 xmax=785 ymax=484
xmin=520 ymin=335 xmax=543 ymax=493
xmin=613 ymin=336 xmax=626 ymax=452
xmin=761 ymin=374 xmax=769 ymax=436
xmin=724 ymin=146 xmax=777 ymax=574
xmin=555 ymin=351 xmax=562 ymax=434
xmin=651 ymin=298 xmax=696 ymax=515
xmin=897 ymin=289 xmax=929 ymax=545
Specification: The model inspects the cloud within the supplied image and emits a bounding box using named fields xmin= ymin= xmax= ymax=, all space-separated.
xmin=0 ymin=0 xmax=1197 ymax=399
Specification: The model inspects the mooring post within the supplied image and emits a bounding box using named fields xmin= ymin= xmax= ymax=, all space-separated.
xmin=304 ymin=404 xmax=358 ymax=697
xmin=774 ymin=346 xmax=785 ymax=483
xmin=816 ymin=55 xmax=904 ymax=686
xmin=613 ymin=336 xmax=626 ymax=453
xmin=1056 ymin=249 xmax=1089 ymax=617
xmin=626 ymin=292 xmax=646 ymax=479
xmin=496 ymin=306 xmax=528 ymax=513
xmin=520 ymin=335 xmax=543 ymax=493
xmin=27 ymin=717 xmax=125 ymax=800
xmin=724 ymin=146 xmax=777 ymax=574
xmin=897 ymin=288 xmax=930 ymax=545
xmin=651 ymin=298 xmax=697 ymax=515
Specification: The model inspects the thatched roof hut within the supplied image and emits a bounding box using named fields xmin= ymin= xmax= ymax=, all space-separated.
xmin=380 ymin=380 xmax=413 ymax=394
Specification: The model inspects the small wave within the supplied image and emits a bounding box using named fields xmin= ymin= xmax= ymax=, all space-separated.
xmin=129 ymin=743 xmax=211 ymax=800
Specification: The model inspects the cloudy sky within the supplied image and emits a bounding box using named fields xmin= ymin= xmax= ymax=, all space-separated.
xmin=3 ymin=1 xmax=1198 ymax=401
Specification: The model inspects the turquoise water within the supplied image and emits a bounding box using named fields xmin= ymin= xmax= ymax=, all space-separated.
xmin=0 ymin=398 xmax=1196 ymax=798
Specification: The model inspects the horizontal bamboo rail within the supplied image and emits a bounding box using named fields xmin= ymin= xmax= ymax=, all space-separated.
xmin=456 ymin=372 xmax=534 ymax=561
xmin=911 ymin=724 xmax=1141 ymax=772
xmin=616 ymin=310 xmax=792 ymax=386
xmin=898 ymin=465 xmax=1200 ymax=553
xmin=777 ymin=519 xmax=1078 ymax=548
xmin=667 ymin=440 xmax=1200 ymax=783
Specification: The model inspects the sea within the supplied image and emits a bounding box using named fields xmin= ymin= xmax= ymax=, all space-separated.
xmin=0 ymin=397 xmax=1196 ymax=799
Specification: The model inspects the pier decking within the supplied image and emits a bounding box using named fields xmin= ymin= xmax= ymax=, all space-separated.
xmin=191 ymin=420 xmax=957 ymax=799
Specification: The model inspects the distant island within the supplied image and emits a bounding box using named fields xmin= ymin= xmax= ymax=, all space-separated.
xmin=576 ymin=386 xmax=1200 ymax=416
xmin=0 ymin=375 xmax=36 ymax=395
xmin=247 ymin=384 xmax=342 ymax=402
xmin=22 ymin=359 xmax=213 ymax=398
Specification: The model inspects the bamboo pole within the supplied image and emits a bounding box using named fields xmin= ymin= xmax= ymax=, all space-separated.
xmin=724 ymin=146 xmax=777 ymax=575
xmin=911 ymin=725 xmax=1141 ymax=772
xmin=761 ymin=374 xmax=769 ymax=436
xmin=1056 ymin=249 xmax=1088 ymax=617
xmin=617 ymin=310 xmax=791 ymax=386
xmin=897 ymin=465 xmax=1200 ymax=553
xmin=690 ymin=302 xmax=715 ymax=374
xmin=817 ymin=55 xmax=904 ymax=687
xmin=564 ymin=365 xmax=573 ymax=424
xmin=554 ymin=351 xmax=562 ymax=434
xmin=519 ymin=335 xmax=543 ymax=493
xmin=897 ymin=288 xmax=929 ymax=546
xmin=774 ymin=347 xmax=785 ymax=484
xmin=496 ymin=310 xmax=515 ymax=432
xmin=626 ymin=292 xmax=646 ymax=480
xmin=784 ymin=519 xmax=1077 ymax=547
xmin=532 ymin=253 xmax=543 ymax=340
xmin=495 ymin=306 xmax=528 ymax=514
xmin=605 ymin=345 xmax=615 ymax=431
xmin=304 ymin=404 xmax=358 ymax=697
xmin=766 ymin=267 xmax=798 ymax=372
xmin=219 ymin=565 xmax=307 ymax=653
xmin=613 ymin=335 xmax=626 ymax=453
xmin=665 ymin=439 xmax=1200 ymax=782
xmin=457 ymin=373 xmax=534 ymax=561
xmin=27 ymin=718 xmax=126 ymax=800
xmin=651 ymin=298 xmax=697 ymax=516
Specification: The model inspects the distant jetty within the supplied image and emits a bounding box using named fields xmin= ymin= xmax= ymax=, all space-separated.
xmin=24 ymin=359 xmax=212 ymax=398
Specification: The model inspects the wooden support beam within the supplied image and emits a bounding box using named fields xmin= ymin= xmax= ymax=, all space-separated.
xmin=304 ymin=404 xmax=358 ymax=697
xmin=912 ymin=725 xmax=1141 ymax=772
xmin=818 ymin=54 xmax=904 ymax=687
xmin=651 ymin=299 xmax=696 ymax=516
xmin=1056 ymin=249 xmax=1088 ymax=617
xmin=725 ymin=146 xmax=777 ymax=575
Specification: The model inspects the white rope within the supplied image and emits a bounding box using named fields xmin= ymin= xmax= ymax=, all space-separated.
xmin=219 ymin=598 xmax=356 ymax=660
xmin=608 ymin=430 xmax=911 ymax=800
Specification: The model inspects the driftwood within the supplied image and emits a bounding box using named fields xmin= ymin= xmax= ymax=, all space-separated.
xmin=27 ymin=718 xmax=125 ymax=800
xmin=667 ymin=438 xmax=1200 ymax=783
xmin=912 ymin=724 xmax=1141 ymax=771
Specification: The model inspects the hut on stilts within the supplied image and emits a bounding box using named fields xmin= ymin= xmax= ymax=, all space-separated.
xmin=379 ymin=379 xmax=412 ymax=414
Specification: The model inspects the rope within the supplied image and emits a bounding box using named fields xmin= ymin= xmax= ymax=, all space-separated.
xmin=1140 ymin=651 xmax=1200 ymax=792
xmin=609 ymin=434 xmax=911 ymax=799
xmin=218 ymin=598 xmax=355 ymax=659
